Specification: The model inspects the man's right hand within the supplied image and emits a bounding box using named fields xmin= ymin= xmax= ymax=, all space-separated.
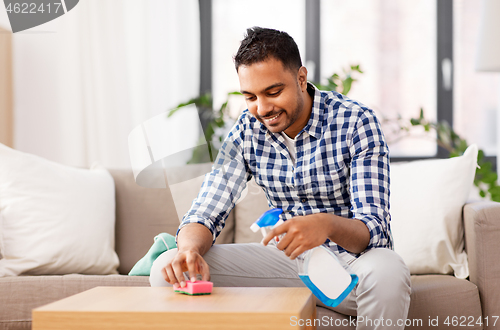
xmin=161 ymin=249 xmax=210 ymax=288
xmin=162 ymin=223 xmax=214 ymax=288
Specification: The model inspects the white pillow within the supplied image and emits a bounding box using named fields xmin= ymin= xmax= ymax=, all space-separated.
xmin=0 ymin=143 xmax=119 ymax=276
xmin=390 ymin=144 xmax=478 ymax=279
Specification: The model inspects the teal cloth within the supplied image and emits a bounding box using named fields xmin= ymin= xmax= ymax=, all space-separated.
xmin=128 ymin=233 xmax=177 ymax=276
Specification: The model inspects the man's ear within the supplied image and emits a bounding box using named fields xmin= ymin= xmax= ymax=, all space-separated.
xmin=297 ymin=66 xmax=308 ymax=91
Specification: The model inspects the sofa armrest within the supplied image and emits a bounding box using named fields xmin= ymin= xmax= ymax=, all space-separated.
xmin=464 ymin=201 xmax=500 ymax=328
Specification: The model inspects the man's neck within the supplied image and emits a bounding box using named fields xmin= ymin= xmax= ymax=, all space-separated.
xmin=285 ymin=87 xmax=314 ymax=139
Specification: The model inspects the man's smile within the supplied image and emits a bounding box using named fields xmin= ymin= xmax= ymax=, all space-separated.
xmin=262 ymin=111 xmax=283 ymax=124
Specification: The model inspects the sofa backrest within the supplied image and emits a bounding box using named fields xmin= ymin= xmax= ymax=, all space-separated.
xmin=109 ymin=163 xmax=275 ymax=274
xmin=109 ymin=169 xmax=180 ymax=274
xmin=109 ymin=162 xmax=265 ymax=274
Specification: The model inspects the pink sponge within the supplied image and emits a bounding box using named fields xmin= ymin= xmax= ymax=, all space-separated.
xmin=174 ymin=281 xmax=213 ymax=295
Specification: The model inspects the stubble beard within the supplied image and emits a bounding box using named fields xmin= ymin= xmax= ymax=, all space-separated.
xmin=260 ymin=85 xmax=305 ymax=135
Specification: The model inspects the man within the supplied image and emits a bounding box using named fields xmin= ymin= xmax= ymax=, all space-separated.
xmin=150 ymin=27 xmax=411 ymax=329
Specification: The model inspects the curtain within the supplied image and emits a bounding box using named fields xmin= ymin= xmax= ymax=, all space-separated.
xmin=0 ymin=26 xmax=13 ymax=148
xmin=13 ymin=0 xmax=200 ymax=168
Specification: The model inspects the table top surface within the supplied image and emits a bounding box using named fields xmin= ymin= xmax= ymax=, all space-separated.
xmin=34 ymin=286 xmax=314 ymax=314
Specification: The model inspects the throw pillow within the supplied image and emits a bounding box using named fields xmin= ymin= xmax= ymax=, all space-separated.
xmin=0 ymin=143 xmax=119 ymax=276
xmin=390 ymin=144 xmax=478 ymax=278
xmin=128 ymin=233 xmax=177 ymax=276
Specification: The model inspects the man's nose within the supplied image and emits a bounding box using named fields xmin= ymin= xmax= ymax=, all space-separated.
xmin=257 ymin=98 xmax=273 ymax=117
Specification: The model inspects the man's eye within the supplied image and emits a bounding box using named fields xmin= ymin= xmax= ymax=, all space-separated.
xmin=269 ymin=90 xmax=282 ymax=96
xmin=245 ymin=96 xmax=256 ymax=101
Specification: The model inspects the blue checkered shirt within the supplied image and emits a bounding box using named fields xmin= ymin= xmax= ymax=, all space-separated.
xmin=178 ymin=83 xmax=392 ymax=259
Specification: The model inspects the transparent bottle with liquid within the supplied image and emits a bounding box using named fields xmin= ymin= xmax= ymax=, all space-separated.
xmin=251 ymin=208 xmax=358 ymax=308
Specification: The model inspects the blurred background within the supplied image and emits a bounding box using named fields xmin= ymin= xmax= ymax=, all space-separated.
xmin=0 ymin=0 xmax=498 ymax=170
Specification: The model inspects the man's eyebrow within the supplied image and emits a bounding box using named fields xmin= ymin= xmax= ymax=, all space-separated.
xmin=240 ymin=83 xmax=285 ymax=95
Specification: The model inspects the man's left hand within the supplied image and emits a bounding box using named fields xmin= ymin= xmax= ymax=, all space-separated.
xmin=262 ymin=213 xmax=331 ymax=259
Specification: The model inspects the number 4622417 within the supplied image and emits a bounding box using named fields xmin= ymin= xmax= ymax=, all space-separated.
xmin=443 ymin=316 xmax=498 ymax=327
xmin=5 ymin=2 xmax=62 ymax=14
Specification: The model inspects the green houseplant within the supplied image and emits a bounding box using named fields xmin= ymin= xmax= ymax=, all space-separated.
xmin=168 ymin=92 xmax=240 ymax=164
xmin=390 ymin=109 xmax=500 ymax=201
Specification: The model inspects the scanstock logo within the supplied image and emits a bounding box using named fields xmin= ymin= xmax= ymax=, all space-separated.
xmin=3 ymin=0 xmax=80 ymax=33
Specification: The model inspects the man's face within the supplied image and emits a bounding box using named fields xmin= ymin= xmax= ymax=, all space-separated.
xmin=238 ymin=57 xmax=310 ymax=138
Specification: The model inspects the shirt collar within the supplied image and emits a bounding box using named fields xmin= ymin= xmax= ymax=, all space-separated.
xmin=299 ymin=82 xmax=324 ymax=140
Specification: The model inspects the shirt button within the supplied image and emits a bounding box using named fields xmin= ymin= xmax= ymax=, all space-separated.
xmin=301 ymin=198 xmax=306 ymax=203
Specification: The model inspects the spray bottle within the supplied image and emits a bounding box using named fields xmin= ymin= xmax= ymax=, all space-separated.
xmin=251 ymin=208 xmax=358 ymax=308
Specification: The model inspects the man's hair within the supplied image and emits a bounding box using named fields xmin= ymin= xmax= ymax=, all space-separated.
xmin=234 ymin=27 xmax=302 ymax=73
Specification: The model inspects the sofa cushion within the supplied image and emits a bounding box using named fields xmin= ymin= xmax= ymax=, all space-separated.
xmin=0 ymin=274 xmax=149 ymax=330
xmin=0 ymin=143 xmax=119 ymax=277
xmin=390 ymin=145 xmax=478 ymax=278
xmin=406 ymin=275 xmax=482 ymax=330
xmin=316 ymin=307 xmax=355 ymax=330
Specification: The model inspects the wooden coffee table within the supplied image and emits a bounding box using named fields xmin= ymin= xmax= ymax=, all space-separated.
xmin=32 ymin=286 xmax=316 ymax=330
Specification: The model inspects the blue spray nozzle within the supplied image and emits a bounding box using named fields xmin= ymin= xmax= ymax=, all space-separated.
xmin=250 ymin=208 xmax=283 ymax=232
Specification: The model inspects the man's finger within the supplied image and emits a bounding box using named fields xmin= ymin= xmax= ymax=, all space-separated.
xmin=262 ymin=222 xmax=289 ymax=246
xmin=185 ymin=255 xmax=198 ymax=282
xmin=289 ymin=246 xmax=305 ymax=260
xmin=276 ymin=232 xmax=293 ymax=251
xmin=164 ymin=264 xmax=177 ymax=286
xmin=161 ymin=266 xmax=170 ymax=283
xmin=283 ymin=239 xmax=301 ymax=257
xmin=172 ymin=259 xmax=187 ymax=287
xmin=271 ymin=221 xmax=289 ymax=235
xmin=200 ymin=260 xmax=211 ymax=282
xmin=262 ymin=230 xmax=275 ymax=246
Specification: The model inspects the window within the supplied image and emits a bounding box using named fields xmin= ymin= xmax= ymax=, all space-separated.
xmin=320 ymin=0 xmax=437 ymax=157
xmin=212 ymin=0 xmax=306 ymax=110
xmin=204 ymin=0 xmax=497 ymax=164
xmin=453 ymin=0 xmax=500 ymax=157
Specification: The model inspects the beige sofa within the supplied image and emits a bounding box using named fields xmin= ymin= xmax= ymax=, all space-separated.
xmin=1 ymin=165 xmax=499 ymax=330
